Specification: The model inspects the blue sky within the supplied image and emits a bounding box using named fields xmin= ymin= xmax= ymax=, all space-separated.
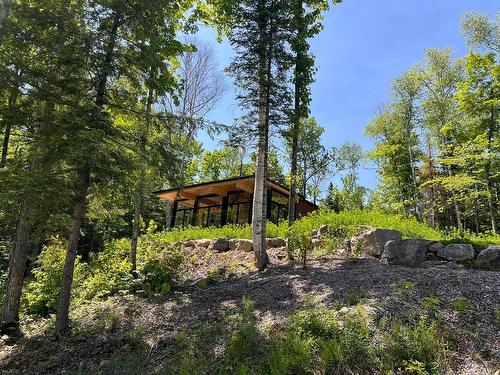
xmin=195 ymin=1 xmax=498 ymax=193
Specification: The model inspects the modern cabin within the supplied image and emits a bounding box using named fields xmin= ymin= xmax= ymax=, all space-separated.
xmin=154 ymin=175 xmax=317 ymax=228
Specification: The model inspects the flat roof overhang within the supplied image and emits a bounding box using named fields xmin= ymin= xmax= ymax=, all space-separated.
xmin=153 ymin=175 xmax=318 ymax=210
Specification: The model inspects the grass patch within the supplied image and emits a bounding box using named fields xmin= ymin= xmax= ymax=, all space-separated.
xmin=451 ymin=298 xmax=470 ymax=315
xmin=391 ymin=279 xmax=415 ymax=298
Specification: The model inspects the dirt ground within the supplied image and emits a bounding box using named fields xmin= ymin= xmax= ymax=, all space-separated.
xmin=1 ymin=252 xmax=499 ymax=374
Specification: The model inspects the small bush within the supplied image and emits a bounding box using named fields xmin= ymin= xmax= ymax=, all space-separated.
xmin=383 ymin=316 xmax=445 ymax=374
xmin=451 ymin=298 xmax=470 ymax=315
xmin=321 ymin=307 xmax=374 ymax=373
xmin=421 ymin=297 xmax=442 ymax=313
xmin=22 ymin=238 xmax=87 ymax=316
xmin=391 ymin=279 xmax=415 ymax=298
xmin=139 ymin=245 xmax=185 ymax=295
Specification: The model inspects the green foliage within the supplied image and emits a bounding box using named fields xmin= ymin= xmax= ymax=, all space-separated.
xmin=226 ymin=298 xmax=260 ymax=365
xmin=383 ymin=316 xmax=445 ymax=374
xmin=391 ymin=280 xmax=416 ymax=298
xmin=138 ymin=221 xmax=287 ymax=249
xmin=139 ymin=247 xmax=184 ymax=295
xmin=421 ymin=297 xmax=442 ymax=313
xmin=451 ymin=298 xmax=470 ymax=315
xmin=22 ymin=238 xmax=86 ymax=316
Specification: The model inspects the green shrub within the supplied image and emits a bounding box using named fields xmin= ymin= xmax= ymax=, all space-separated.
xmin=451 ymin=298 xmax=470 ymax=315
xmin=22 ymin=238 xmax=87 ymax=316
xmin=421 ymin=297 xmax=442 ymax=313
xmin=227 ymin=299 xmax=260 ymax=364
xmin=391 ymin=279 xmax=415 ymax=298
xmin=383 ymin=316 xmax=445 ymax=374
xmin=320 ymin=307 xmax=374 ymax=373
xmin=139 ymin=245 xmax=185 ymax=295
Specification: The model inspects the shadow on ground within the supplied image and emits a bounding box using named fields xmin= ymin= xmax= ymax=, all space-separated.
xmin=1 ymin=257 xmax=499 ymax=374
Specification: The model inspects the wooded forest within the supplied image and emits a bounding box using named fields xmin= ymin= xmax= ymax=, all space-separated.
xmin=0 ymin=2 xmax=498 ymax=371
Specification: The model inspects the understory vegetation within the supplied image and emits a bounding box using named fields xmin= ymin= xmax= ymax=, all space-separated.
xmin=12 ymin=209 xmax=499 ymax=320
xmin=12 ymin=297 xmax=453 ymax=374
xmin=168 ymin=299 xmax=449 ymax=374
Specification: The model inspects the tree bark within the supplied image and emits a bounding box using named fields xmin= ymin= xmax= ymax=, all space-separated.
xmin=485 ymin=108 xmax=497 ymax=234
xmin=252 ymin=0 xmax=270 ymax=270
xmin=54 ymin=10 xmax=121 ymax=334
xmin=55 ymin=168 xmax=90 ymax=334
xmin=130 ymin=82 xmax=153 ymax=273
xmin=0 ymin=202 xmax=31 ymax=329
xmin=1 ymin=84 xmax=19 ymax=168
xmin=287 ymin=0 xmax=304 ymax=227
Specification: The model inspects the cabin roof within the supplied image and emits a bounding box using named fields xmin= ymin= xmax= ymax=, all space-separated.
xmin=153 ymin=175 xmax=317 ymax=210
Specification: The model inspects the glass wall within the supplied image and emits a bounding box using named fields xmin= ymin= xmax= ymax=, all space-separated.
xmin=172 ymin=189 xmax=291 ymax=228
xmin=227 ymin=192 xmax=251 ymax=225
xmin=269 ymin=190 xmax=288 ymax=224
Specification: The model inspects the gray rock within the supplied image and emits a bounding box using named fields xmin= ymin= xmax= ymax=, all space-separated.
xmin=235 ymin=239 xmax=253 ymax=253
xmin=382 ymin=239 xmax=434 ymax=266
xmin=429 ymin=242 xmax=444 ymax=254
xmin=352 ymin=228 xmax=402 ymax=257
xmin=267 ymin=237 xmax=286 ymax=249
xmin=228 ymin=239 xmax=239 ymax=251
xmin=195 ymin=239 xmax=211 ymax=248
xmin=476 ymin=245 xmax=500 ymax=271
xmin=207 ymin=238 xmax=229 ymax=252
xmin=437 ymin=243 xmax=475 ymax=261
xmin=312 ymin=238 xmax=324 ymax=248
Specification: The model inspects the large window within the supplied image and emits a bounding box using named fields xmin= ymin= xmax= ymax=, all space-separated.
xmin=227 ymin=192 xmax=251 ymax=225
xmin=270 ymin=190 xmax=288 ymax=224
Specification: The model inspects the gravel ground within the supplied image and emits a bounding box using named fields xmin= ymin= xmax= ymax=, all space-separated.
xmin=1 ymin=254 xmax=499 ymax=374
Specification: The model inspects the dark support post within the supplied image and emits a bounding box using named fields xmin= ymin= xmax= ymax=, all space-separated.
xmin=191 ymin=197 xmax=199 ymax=226
xmin=221 ymin=196 xmax=229 ymax=227
xmin=169 ymin=200 xmax=178 ymax=228
xmin=266 ymin=188 xmax=272 ymax=221
xmin=248 ymin=194 xmax=253 ymax=224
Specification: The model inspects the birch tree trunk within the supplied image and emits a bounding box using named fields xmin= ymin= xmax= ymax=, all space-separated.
xmin=252 ymin=1 xmax=270 ymax=270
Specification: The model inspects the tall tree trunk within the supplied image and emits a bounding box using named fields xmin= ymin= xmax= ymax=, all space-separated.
xmin=252 ymin=1 xmax=270 ymax=270
xmin=287 ymin=0 xmax=304 ymax=227
xmin=130 ymin=82 xmax=153 ymax=273
xmin=55 ymin=168 xmax=90 ymax=334
xmin=1 ymin=84 xmax=19 ymax=168
xmin=0 ymin=99 xmax=54 ymax=331
xmin=473 ymin=184 xmax=480 ymax=234
xmin=55 ymin=11 xmax=121 ymax=334
xmin=0 ymin=202 xmax=31 ymax=330
xmin=485 ymin=107 xmax=497 ymax=234
xmin=426 ymin=135 xmax=436 ymax=228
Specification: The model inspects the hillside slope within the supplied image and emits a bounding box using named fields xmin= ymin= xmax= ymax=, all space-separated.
xmin=1 ymin=255 xmax=499 ymax=374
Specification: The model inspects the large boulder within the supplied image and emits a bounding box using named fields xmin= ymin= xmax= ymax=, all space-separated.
xmin=228 ymin=239 xmax=239 ymax=251
xmin=207 ymin=238 xmax=229 ymax=252
xmin=267 ymin=237 xmax=286 ymax=249
xmin=437 ymin=243 xmax=475 ymax=262
xmin=476 ymin=245 xmax=500 ymax=271
xmin=235 ymin=239 xmax=253 ymax=253
xmin=195 ymin=239 xmax=211 ymax=248
xmin=352 ymin=228 xmax=402 ymax=257
xmin=312 ymin=224 xmax=329 ymax=239
xmin=382 ymin=239 xmax=434 ymax=266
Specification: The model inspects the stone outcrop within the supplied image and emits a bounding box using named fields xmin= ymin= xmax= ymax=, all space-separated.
xmin=207 ymin=238 xmax=230 ymax=252
xmin=352 ymin=228 xmax=402 ymax=257
xmin=381 ymin=239 xmax=434 ymax=266
xmin=476 ymin=245 xmax=500 ymax=271
xmin=437 ymin=243 xmax=475 ymax=262
xmin=235 ymin=239 xmax=253 ymax=253
xmin=267 ymin=237 xmax=286 ymax=249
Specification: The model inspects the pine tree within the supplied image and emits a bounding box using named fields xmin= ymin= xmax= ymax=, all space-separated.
xmin=226 ymin=0 xmax=292 ymax=270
